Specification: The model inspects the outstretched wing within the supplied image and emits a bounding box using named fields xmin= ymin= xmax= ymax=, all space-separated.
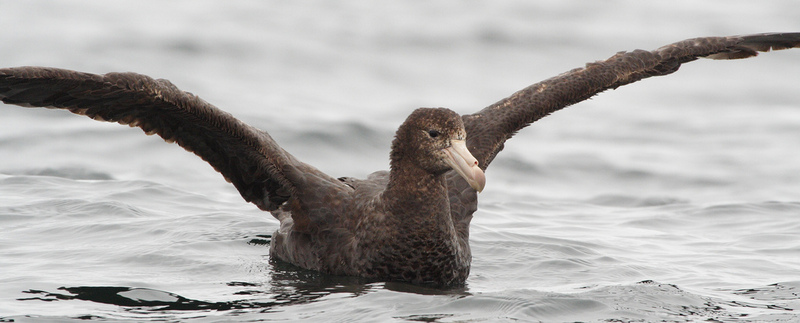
xmin=0 ymin=67 xmax=331 ymax=211
xmin=463 ymin=32 xmax=800 ymax=170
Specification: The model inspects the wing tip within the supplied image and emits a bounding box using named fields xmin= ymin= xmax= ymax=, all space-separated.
xmin=706 ymin=32 xmax=800 ymax=60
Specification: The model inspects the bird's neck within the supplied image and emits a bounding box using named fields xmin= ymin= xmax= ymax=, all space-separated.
xmin=384 ymin=159 xmax=452 ymax=229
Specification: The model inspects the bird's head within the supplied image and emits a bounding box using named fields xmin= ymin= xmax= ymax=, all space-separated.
xmin=390 ymin=107 xmax=485 ymax=192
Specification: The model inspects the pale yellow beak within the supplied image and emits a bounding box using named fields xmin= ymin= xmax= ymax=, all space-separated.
xmin=442 ymin=139 xmax=486 ymax=192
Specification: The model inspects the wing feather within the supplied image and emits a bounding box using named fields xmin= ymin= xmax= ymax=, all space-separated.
xmin=0 ymin=67 xmax=315 ymax=211
xmin=463 ymin=32 xmax=800 ymax=169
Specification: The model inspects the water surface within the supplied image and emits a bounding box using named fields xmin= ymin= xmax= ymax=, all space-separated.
xmin=1 ymin=1 xmax=799 ymax=321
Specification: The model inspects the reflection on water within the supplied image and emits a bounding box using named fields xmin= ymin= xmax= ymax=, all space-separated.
xmin=15 ymin=278 xmax=799 ymax=322
xmin=16 ymin=258 xmax=471 ymax=317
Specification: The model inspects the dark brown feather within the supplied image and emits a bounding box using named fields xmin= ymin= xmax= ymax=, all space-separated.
xmin=462 ymin=33 xmax=800 ymax=171
xmin=0 ymin=67 xmax=319 ymax=211
xmin=1 ymin=32 xmax=798 ymax=286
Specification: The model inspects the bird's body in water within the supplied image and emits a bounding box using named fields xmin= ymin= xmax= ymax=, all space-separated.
xmin=1 ymin=33 xmax=799 ymax=286
xmin=270 ymin=108 xmax=482 ymax=285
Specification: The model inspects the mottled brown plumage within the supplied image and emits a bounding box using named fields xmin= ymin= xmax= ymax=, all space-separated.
xmin=1 ymin=33 xmax=798 ymax=286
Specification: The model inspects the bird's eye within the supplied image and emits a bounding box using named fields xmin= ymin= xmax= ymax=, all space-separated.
xmin=427 ymin=130 xmax=440 ymax=138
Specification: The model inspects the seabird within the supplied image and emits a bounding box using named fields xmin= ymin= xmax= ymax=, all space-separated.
xmin=1 ymin=33 xmax=799 ymax=286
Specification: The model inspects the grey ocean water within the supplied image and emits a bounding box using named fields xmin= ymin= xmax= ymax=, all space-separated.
xmin=2 ymin=1 xmax=800 ymax=321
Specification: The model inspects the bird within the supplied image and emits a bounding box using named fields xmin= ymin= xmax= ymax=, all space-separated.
xmin=1 ymin=33 xmax=799 ymax=286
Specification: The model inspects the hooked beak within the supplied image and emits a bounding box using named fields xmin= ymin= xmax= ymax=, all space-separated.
xmin=442 ymin=139 xmax=486 ymax=192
